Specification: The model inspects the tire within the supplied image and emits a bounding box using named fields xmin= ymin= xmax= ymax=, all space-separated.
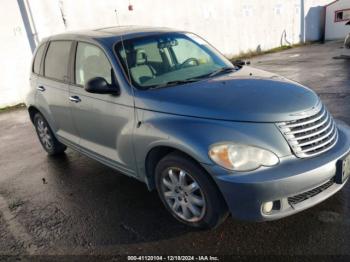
xmin=33 ymin=112 xmax=66 ymax=156
xmin=155 ymin=152 xmax=228 ymax=229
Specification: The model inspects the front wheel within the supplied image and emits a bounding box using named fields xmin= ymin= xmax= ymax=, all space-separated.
xmin=33 ymin=113 xmax=66 ymax=155
xmin=155 ymin=152 xmax=228 ymax=229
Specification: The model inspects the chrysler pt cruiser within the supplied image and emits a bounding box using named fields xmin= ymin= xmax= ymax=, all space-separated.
xmin=26 ymin=26 xmax=350 ymax=228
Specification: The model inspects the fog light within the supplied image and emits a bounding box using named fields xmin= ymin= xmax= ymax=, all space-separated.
xmin=262 ymin=201 xmax=273 ymax=214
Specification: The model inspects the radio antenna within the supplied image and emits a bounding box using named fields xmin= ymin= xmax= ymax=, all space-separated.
xmin=114 ymin=8 xmax=140 ymax=124
xmin=114 ymin=9 xmax=132 ymax=89
xmin=114 ymin=9 xmax=140 ymax=173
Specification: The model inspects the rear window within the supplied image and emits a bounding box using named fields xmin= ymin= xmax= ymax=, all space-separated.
xmin=33 ymin=44 xmax=45 ymax=74
xmin=44 ymin=41 xmax=72 ymax=81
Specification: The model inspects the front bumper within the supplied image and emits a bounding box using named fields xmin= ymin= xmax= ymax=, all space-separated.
xmin=203 ymin=120 xmax=350 ymax=221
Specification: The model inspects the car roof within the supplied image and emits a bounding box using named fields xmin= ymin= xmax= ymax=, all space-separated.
xmin=46 ymin=26 xmax=181 ymax=43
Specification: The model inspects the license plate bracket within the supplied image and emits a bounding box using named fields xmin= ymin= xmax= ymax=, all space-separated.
xmin=336 ymin=153 xmax=350 ymax=184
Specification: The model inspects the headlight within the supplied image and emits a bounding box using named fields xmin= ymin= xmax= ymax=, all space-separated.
xmin=208 ymin=143 xmax=279 ymax=171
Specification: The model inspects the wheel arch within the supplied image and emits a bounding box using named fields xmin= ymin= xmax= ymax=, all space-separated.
xmin=144 ymin=145 xmax=229 ymax=223
xmin=28 ymin=105 xmax=41 ymax=123
xmin=144 ymin=145 xmax=216 ymax=192
xmin=27 ymin=105 xmax=58 ymax=133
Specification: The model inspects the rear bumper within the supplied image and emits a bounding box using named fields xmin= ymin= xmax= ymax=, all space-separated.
xmin=203 ymin=120 xmax=350 ymax=221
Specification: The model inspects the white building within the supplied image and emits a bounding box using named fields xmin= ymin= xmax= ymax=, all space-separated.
xmin=325 ymin=0 xmax=350 ymax=40
xmin=0 ymin=0 xmax=333 ymax=108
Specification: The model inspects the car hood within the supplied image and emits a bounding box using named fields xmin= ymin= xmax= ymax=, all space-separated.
xmin=134 ymin=66 xmax=320 ymax=122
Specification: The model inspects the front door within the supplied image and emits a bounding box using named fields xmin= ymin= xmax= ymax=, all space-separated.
xmin=69 ymin=42 xmax=137 ymax=177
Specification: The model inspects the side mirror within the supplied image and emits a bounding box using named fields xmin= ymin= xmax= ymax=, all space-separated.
xmin=85 ymin=77 xmax=120 ymax=95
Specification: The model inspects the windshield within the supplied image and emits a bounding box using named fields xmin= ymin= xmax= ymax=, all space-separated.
xmin=115 ymin=32 xmax=235 ymax=89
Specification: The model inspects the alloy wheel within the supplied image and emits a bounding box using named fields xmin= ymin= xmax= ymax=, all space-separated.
xmin=36 ymin=118 xmax=53 ymax=150
xmin=161 ymin=167 xmax=206 ymax=222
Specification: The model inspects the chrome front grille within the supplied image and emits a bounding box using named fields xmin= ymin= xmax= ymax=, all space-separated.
xmin=277 ymin=104 xmax=338 ymax=158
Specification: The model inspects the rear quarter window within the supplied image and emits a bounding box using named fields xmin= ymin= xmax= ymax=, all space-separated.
xmin=44 ymin=41 xmax=72 ymax=81
xmin=32 ymin=44 xmax=46 ymax=75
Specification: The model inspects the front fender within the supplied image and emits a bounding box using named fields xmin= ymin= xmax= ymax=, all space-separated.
xmin=134 ymin=109 xmax=291 ymax=179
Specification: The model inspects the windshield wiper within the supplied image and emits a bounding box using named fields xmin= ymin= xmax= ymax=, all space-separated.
xmin=148 ymin=67 xmax=236 ymax=89
xmin=208 ymin=67 xmax=236 ymax=77
xmin=149 ymin=79 xmax=199 ymax=89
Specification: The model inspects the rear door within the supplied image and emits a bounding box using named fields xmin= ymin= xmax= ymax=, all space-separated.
xmin=36 ymin=40 xmax=79 ymax=145
xmin=68 ymin=41 xmax=136 ymax=176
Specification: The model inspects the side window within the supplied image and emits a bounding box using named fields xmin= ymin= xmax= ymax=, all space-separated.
xmin=44 ymin=41 xmax=72 ymax=81
xmin=33 ymin=44 xmax=45 ymax=74
xmin=75 ymin=42 xmax=112 ymax=86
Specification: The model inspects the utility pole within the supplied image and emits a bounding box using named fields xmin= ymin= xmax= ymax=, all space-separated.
xmin=16 ymin=0 xmax=39 ymax=53
xmin=300 ymin=0 xmax=305 ymax=43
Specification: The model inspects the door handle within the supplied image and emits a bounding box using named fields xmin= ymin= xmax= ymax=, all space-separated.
xmin=69 ymin=96 xmax=81 ymax=103
xmin=37 ymin=86 xmax=45 ymax=92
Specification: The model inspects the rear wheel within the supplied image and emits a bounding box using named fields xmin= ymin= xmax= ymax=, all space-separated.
xmin=33 ymin=113 xmax=66 ymax=155
xmin=155 ymin=152 xmax=228 ymax=229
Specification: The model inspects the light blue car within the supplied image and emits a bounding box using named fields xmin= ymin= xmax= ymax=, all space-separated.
xmin=26 ymin=26 xmax=350 ymax=228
